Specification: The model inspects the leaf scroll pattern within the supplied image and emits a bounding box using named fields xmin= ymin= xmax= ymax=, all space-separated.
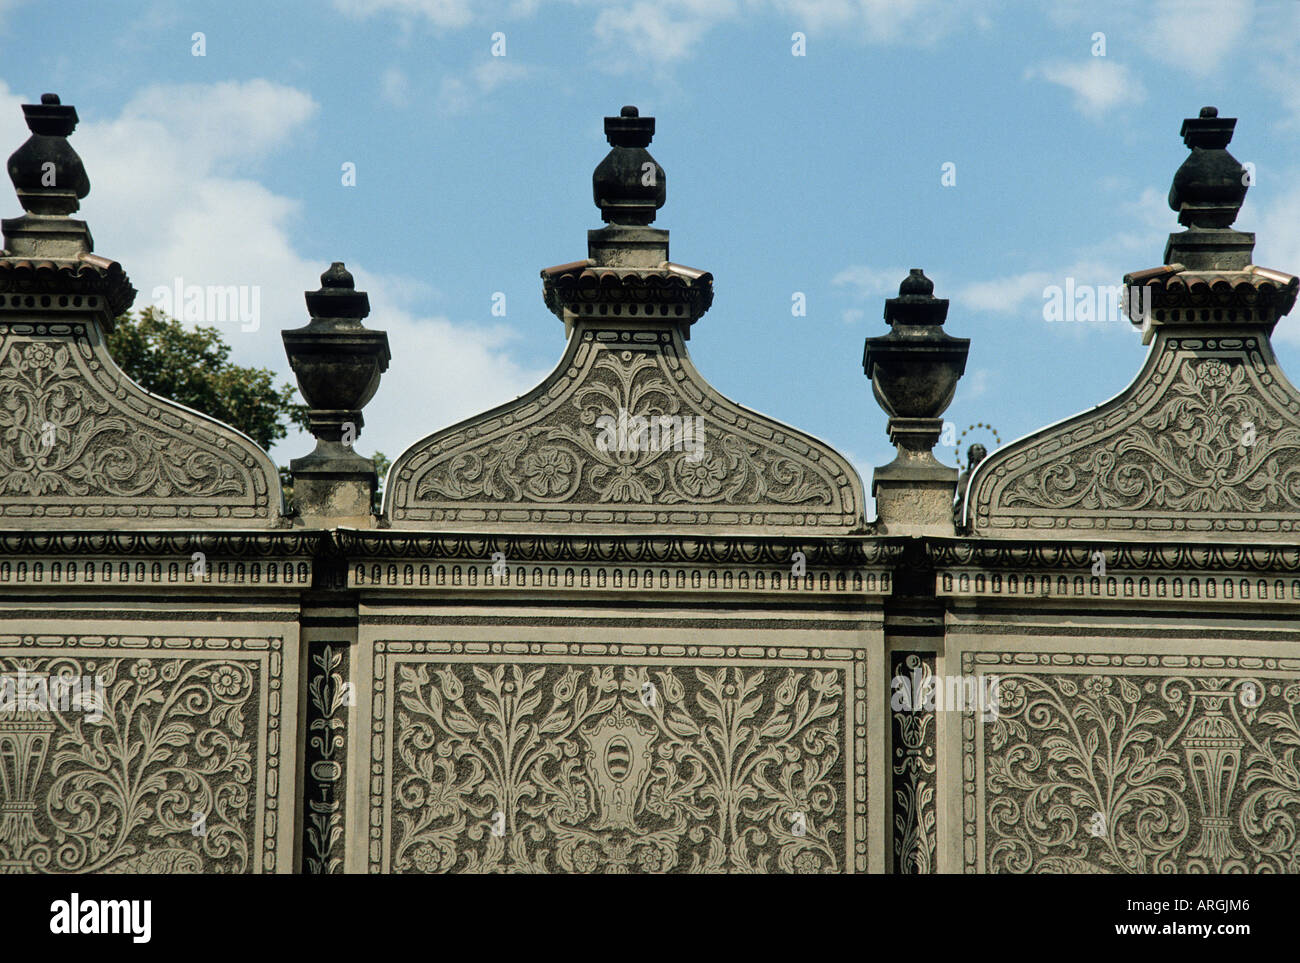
xmin=976 ymin=666 xmax=1300 ymax=873
xmin=413 ymin=348 xmax=835 ymax=509
xmin=386 ymin=661 xmax=847 ymax=873
xmin=0 ymin=654 xmax=259 ymax=874
xmin=0 ymin=335 xmax=256 ymax=504
xmin=1004 ymin=358 xmax=1300 ymax=515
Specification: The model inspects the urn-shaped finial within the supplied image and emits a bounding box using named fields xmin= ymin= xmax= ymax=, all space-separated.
xmin=863 ymin=269 xmax=970 ymax=536
xmin=282 ymin=262 xmax=391 ymax=520
xmin=1169 ymin=106 xmax=1248 ymax=230
xmin=592 ymin=106 xmax=666 ymax=225
xmin=6 ymin=93 xmax=90 ymax=216
xmin=863 ymin=269 xmax=968 ymax=419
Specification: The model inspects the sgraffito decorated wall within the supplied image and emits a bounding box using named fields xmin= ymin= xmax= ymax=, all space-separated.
xmin=0 ymin=96 xmax=1296 ymax=874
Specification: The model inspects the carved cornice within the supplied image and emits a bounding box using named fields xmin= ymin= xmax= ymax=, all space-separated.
xmin=340 ymin=530 xmax=895 ymax=595
xmin=929 ymin=537 xmax=1300 ymax=573
xmin=541 ymin=262 xmax=714 ymax=323
xmin=1125 ymin=266 xmax=1298 ymax=325
xmin=931 ymin=537 xmax=1300 ymax=605
xmin=0 ymin=257 xmax=136 ymax=322
xmin=339 ymin=529 xmax=896 ymax=566
xmin=0 ymin=530 xmax=322 ymax=557
xmin=0 ymin=530 xmax=322 ymax=590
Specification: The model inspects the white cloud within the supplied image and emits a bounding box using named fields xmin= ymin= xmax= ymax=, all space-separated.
xmin=1142 ymin=0 xmax=1252 ymax=75
xmin=1026 ymin=59 xmax=1145 ymax=120
xmin=767 ymin=0 xmax=954 ymax=44
xmin=380 ymin=67 xmax=410 ymax=107
xmin=957 ymin=270 xmax=1055 ymax=314
xmin=591 ymin=2 xmax=735 ymax=70
xmin=1 ymin=79 xmax=544 ymax=466
xmin=336 ymin=0 xmax=968 ymax=71
xmin=332 ymin=0 xmax=473 ymax=29
xmin=1250 ymin=178 xmax=1300 ymax=345
xmin=832 ymin=264 xmax=912 ymax=299
xmin=438 ymin=59 xmax=530 ymax=114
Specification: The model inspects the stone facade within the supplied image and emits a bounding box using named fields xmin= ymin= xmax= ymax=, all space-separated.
xmin=0 ymin=96 xmax=1296 ymax=874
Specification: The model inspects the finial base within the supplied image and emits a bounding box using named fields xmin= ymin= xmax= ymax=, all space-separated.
xmin=588 ymin=226 xmax=669 ymax=268
xmin=1164 ymin=228 xmax=1254 ymax=271
xmin=1 ymin=213 xmax=93 ymax=259
xmin=872 ymin=417 xmax=958 ymax=536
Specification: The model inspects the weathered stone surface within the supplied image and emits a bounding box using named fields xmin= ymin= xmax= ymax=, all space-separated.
xmin=0 ymin=98 xmax=1297 ymax=878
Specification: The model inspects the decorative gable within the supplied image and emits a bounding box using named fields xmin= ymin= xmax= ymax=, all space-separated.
xmin=0 ymin=94 xmax=282 ymax=527
xmin=966 ymin=108 xmax=1300 ymax=540
xmin=385 ymin=107 xmax=863 ymax=534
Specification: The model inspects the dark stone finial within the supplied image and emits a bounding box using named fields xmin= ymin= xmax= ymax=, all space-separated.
xmin=1169 ymin=106 xmax=1246 ymax=228
xmin=593 ymin=104 xmax=665 ymax=225
xmin=863 ymin=269 xmax=970 ymax=534
xmin=283 ymin=262 xmax=391 ymax=520
xmin=304 ymin=260 xmax=370 ymax=323
xmin=898 ymin=268 xmax=934 ymax=297
xmin=7 ymin=92 xmax=90 ymax=215
xmin=321 ymin=261 xmax=354 ymax=288
xmin=883 ymin=268 xmax=949 ymax=327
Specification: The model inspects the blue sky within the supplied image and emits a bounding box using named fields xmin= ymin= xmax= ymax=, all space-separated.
xmin=2 ymin=0 xmax=1299 ymax=513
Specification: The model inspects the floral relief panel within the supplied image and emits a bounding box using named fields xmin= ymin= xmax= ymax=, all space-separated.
xmin=0 ymin=635 xmax=284 ymax=874
xmin=970 ymin=339 xmax=1300 ymax=536
xmin=963 ymin=650 xmax=1300 ymax=873
xmin=370 ymin=642 xmax=867 ymax=873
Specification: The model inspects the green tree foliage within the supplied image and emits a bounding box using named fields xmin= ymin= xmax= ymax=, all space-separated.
xmin=107 ymin=307 xmax=389 ymax=510
xmin=107 ymin=306 xmax=308 ymax=449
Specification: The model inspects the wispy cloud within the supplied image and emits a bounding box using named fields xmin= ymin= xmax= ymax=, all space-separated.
xmin=437 ymin=59 xmax=530 ymax=114
xmin=1026 ymin=59 xmax=1145 ymax=120
xmin=380 ymin=67 xmax=410 ymax=107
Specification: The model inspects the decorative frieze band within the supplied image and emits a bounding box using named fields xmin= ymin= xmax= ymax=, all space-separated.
xmin=350 ymin=558 xmax=888 ymax=595
xmin=937 ymin=568 xmax=1300 ymax=604
xmin=0 ymin=556 xmax=311 ymax=588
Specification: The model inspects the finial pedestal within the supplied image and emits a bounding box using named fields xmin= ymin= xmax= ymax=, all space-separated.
xmin=282 ymin=263 xmax=390 ymax=525
xmin=864 ymin=269 xmax=968 ymax=536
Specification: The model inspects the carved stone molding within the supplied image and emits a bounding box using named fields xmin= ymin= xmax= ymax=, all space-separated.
xmin=891 ymin=652 xmax=936 ymax=873
xmin=0 ymin=556 xmax=311 ymax=590
xmin=929 ymin=538 xmax=1300 ymax=574
xmin=302 ymin=642 xmax=348 ymax=874
xmin=939 ymin=570 xmax=1300 ymax=605
xmin=387 ymin=328 xmax=864 ymax=533
xmin=369 ymin=641 xmax=867 ymax=873
xmin=339 ymin=530 xmax=892 ymax=566
xmin=0 ymin=321 xmax=282 ymax=526
xmin=967 ymin=334 xmax=1300 ymax=539
xmin=0 ymin=531 xmax=321 ymax=558
xmin=962 ymin=650 xmax=1300 ymax=873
